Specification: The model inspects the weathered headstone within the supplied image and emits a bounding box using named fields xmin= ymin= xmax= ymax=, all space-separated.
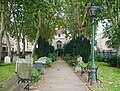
xmin=4 ymin=56 xmax=11 ymax=63
xmin=77 ymin=57 xmax=82 ymax=62
xmin=16 ymin=59 xmax=31 ymax=79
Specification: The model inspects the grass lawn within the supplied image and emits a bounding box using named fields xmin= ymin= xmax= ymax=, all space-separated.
xmin=89 ymin=62 xmax=120 ymax=91
xmin=0 ymin=62 xmax=40 ymax=84
xmin=0 ymin=62 xmax=16 ymax=83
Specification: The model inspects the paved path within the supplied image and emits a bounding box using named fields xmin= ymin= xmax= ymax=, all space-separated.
xmin=38 ymin=57 xmax=88 ymax=91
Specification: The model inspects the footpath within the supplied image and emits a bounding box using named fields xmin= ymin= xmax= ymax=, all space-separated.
xmin=35 ymin=57 xmax=89 ymax=91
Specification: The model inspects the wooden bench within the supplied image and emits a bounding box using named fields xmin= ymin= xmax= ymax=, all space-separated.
xmin=12 ymin=82 xmax=28 ymax=91
xmin=0 ymin=75 xmax=18 ymax=91
xmin=0 ymin=74 xmax=29 ymax=91
xmin=14 ymin=72 xmax=30 ymax=91
xmin=81 ymin=64 xmax=98 ymax=82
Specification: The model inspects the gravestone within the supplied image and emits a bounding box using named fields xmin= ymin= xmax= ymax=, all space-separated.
xmin=4 ymin=56 xmax=11 ymax=63
xmin=77 ymin=57 xmax=82 ymax=62
xmin=16 ymin=59 xmax=31 ymax=79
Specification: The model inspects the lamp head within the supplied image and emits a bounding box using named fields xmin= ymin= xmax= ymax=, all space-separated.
xmin=89 ymin=3 xmax=99 ymax=16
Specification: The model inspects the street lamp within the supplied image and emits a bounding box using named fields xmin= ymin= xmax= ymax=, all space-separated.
xmin=89 ymin=3 xmax=99 ymax=84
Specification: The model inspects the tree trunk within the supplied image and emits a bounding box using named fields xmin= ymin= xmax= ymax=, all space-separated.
xmin=0 ymin=34 xmax=3 ymax=61
xmin=0 ymin=11 xmax=5 ymax=61
xmin=16 ymin=35 xmax=20 ymax=55
xmin=31 ymin=11 xmax=41 ymax=57
xmin=5 ymin=31 xmax=12 ymax=58
xmin=22 ymin=34 xmax=25 ymax=56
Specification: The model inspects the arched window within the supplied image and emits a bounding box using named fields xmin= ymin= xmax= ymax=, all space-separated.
xmin=56 ymin=41 xmax=62 ymax=48
xmin=58 ymin=34 xmax=61 ymax=37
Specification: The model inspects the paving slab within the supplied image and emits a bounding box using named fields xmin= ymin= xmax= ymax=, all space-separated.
xmin=38 ymin=57 xmax=88 ymax=91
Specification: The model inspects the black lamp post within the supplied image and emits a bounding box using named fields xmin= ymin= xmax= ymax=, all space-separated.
xmin=89 ymin=3 xmax=99 ymax=84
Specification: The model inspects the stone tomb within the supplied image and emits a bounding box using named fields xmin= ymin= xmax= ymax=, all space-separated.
xmin=37 ymin=57 xmax=46 ymax=64
xmin=4 ymin=56 xmax=11 ymax=64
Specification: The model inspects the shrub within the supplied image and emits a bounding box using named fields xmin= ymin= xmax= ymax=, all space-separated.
xmin=107 ymin=55 xmax=118 ymax=67
xmin=1 ymin=52 xmax=7 ymax=61
xmin=62 ymin=54 xmax=73 ymax=62
xmin=33 ymin=55 xmax=38 ymax=63
xmin=48 ymin=53 xmax=57 ymax=62
xmin=46 ymin=57 xmax=53 ymax=67
xmin=75 ymin=61 xmax=87 ymax=72
xmin=64 ymin=35 xmax=91 ymax=63
xmin=67 ymin=59 xmax=76 ymax=66
xmin=94 ymin=52 xmax=102 ymax=62
xmin=36 ymin=37 xmax=54 ymax=58
xmin=117 ymin=56 xmax=120 ymax=67
xmin=31 ymin=68 xmax=42 ymax=83
xmin=62 ymin=55 xmax=77 ymax=66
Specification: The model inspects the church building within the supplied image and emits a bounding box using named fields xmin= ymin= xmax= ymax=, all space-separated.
xmin=52 ymin=28 xmax=66 ymax=49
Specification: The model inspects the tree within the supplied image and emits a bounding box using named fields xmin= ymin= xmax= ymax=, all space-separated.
xmin=64 ymin=35 xmax=91 ymax=63
xmin=0 ymin=9 xmax=5 ymax=61
xmin=102 ymin=0 xmax=120 ymax=55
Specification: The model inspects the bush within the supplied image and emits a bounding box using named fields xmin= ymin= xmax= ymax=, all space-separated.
xmin=62 ymin=55 xmax=77 ymax=66
xmin=36 ymin=37 xmax=54 ymax=58
xmin=107 ymin=55 xmax=118 ymax=67
xmin=31 ymin=67 xmax=42 ymax=83
xmin=94 ymin=52 xmax=102 ymax=62
xmin=46 ymin=57 xmax=53 ymax=67
xmin=1 ymin=52 xmax=7 ymax=61
xmin=67 ymin=59 xmax=76 ymax=66
xmin=117 ymin=56 xmax=120 ymax=67
xmin=62 ymin=54 xmax=73 ymax=62
xmin=47 ymin=53 xmax=57 ymax=62
xmin=33 ymin=55 xmax=38 ymax=63
xmin=75 ymin=61 xmax=87 ymax=72
xmin=64 ymin=36 xmax=91 ymax=63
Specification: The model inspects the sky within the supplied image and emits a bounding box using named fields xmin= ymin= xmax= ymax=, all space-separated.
xmin=97 ymin=22 xmax=104 ymax=34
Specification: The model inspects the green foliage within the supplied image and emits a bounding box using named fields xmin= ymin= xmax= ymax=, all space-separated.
xmin=33 ymin=55 xmax=38 ymax=63
xmin=75 ymin=61 xmax=87 ymax=72
xmin=36 ymin=37 xmax=54 ymax=58
xmin=46 ymin=57 xmax=53 ymax=67
xmin=67 ymin=59 xmax=76 ymax=66
xmin=31 ymin=67 xmax=41 ymax=83
xmin=62 ymin=54 xmax=73 ymax=62
xmin=94 ymin=52 xmax=102 ymax=62
xmin=47 ymin=53 xmax=57 ymax=62
xmin=0 ymin=61 xmax=4 ymax=66
xmin=62 ymin=55 xmax=76 ymax=66
xmin=107 ymin=55 xmax=119 ymax=67
xmin=103 ymin=23 xmax=120 ymax=50
xmin=64 ymin=35 xmax=91 ymax=63
xmin=1 ymin=52 xmax=7 ymax=61
xmin=117 ymin=58 xmax=120 ymax=67
xmin=55 ymin=48 xmax=64 ymax=56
